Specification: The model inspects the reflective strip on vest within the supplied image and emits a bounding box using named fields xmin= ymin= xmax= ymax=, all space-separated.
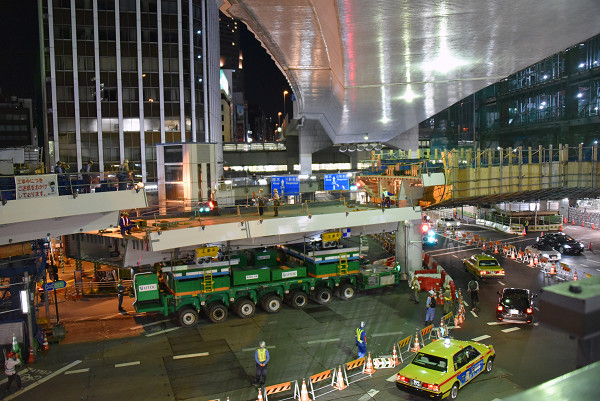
xmin=257 ymin=348 xmax=267 ymax=362
xmin=356 ymin=328 xmax=363 ymax=343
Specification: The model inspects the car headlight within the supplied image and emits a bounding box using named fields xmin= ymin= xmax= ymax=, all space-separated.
xmin=456 ymin=222 xmax=461 ymax=226
xmin=446 ymin=223 xmax=451 ymax=227
xmin=542 ymin=253 xmax=549 ymax=258
xmin=563 ymin=244 xmax=571 ymax=249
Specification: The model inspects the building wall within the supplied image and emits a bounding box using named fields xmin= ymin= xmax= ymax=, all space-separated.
xmin=41 ymin=0 xmax=222 ymax=182
xmin=0 ymin=97 xmax=36 ymax=148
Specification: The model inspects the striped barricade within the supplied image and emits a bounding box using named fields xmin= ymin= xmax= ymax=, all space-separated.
xmin=345 ymin=357 xmax=366 ymax=385
xmin=558 ymin=263 xmax=572 ymax=281
xmin=442 ymin=312 xmax=454 ymax=330
xmin=264 ymin=380 xmax=298 ymax=401
xmin=421 ymin=324 xmax=434 ymax=342
xmin=308 ymin=368 xmax=334 ymax=399
xmin=397 ymin=335 xmax=412 ymax=363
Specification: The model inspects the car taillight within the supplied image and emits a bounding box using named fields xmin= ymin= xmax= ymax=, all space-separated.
xmin=481 ymin=270 xmax=488 ymax=275
xmin=497 ymin=305 xmax=503 ymax=311
xmin=423 ymin=383 xmax=440 ymax=392
xmin=499 ymin=270 xmax=505 ymax=274
xmin=396 ymin=374 xmax=409 ymax=383
xmin=526 ymin=308 xmax=533 ymax=314
xmin=209 ymin=201 xmax=214 ymax=209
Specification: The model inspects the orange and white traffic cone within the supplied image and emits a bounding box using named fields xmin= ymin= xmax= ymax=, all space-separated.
xmin=42 ymin=333 xmax=49 ymax=351
xmin=564 ymin=216 xmax=567 ymax=224
xmin=522 ymin=227 xmax=526 ymax=236
xmin=299 ymin=379 xmax=311 ymax=401
xmin=533 ymin=255 xmax=539 ymax=266
xmin=511 ymin=247 xmax=516 ymax=259
xmin=528 ymin=255 xmax=535 ymax=267
xmin=549 ymin=261 xmax=556 ymax=275
xmin=589 ymin=242 xmax=593 ymax=251
xmin=411 ymin=332 xmax=420 ymax=353
xmin=482 ymin=242 xmax=486 ymax=251
xmin=363 ymin=352 xmax=376 ymax=374
xmin=572 ymin=219 xmax=575 ymax=225
xmin=27 ymin=346 xmax=34 ymax=364
xmin=391 ymin=345 xmax=399 ymax=366
xmin=494 ymin=243 xmax=499 ymax=254
xmin=582 ymin=221 xmax=585 ymax=227
xmin=541 ymin=231 xmax=544 ymax=237
xmin=593 ymin=223 xmax=596 ymax=230
xmin=333 ymin=366 xmax=347 ymax=390
xmin=257 ymin=388 xmax=264 ymax=401
xmin=573 ymin=269 xmax=578 ymax=281
xmin=559 ymin=225 xmax=563 ymax=232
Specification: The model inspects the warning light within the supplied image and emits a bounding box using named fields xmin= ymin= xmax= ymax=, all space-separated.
xmin=421 ymin=223 xmax=430 ymax=233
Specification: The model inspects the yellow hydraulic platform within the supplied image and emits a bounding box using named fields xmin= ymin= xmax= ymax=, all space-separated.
xmin=338 ymin=253 xmax=348 ymax=275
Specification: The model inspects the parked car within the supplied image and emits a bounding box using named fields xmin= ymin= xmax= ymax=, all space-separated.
xmin=437 ymin=217 xmax=461 ymax=230
xmin=463 ymin=254 xmax=505 ymax=279
xmin=496 ymin=288 xmax=536 ymax=324
xmin=537 ymin=232 xmax=584 ymax=255
xmin=525 ymin=243 xmax=561 ymax=261
xmin=396 ymin=338 xmax=495 ymax=400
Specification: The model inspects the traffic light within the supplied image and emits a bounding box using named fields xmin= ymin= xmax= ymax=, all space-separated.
xmin=421 ymin=223 xmax=430 ymax=234
xmin=350 ymin=181 xmax=361 ymax=191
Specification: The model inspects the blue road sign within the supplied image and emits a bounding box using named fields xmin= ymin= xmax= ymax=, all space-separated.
xmin=271 ymin=176 xmax=300 ymax=196
xmin=324 ymin=173 xmax=349 ymax=190
xmin=43 ymin=280 xmax=67 ymax=291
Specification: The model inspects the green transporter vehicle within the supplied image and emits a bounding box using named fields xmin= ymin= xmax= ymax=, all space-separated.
xmin=132 ymin=235 xmax=402 ymax=327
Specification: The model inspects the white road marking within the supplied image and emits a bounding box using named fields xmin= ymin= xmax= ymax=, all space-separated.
xmin=3 ymin=360 xmax=82 ymax=401
xmin=452 ymin=255 xmax=459 ymax=258
xmin=64 ymin=368 xmax=89 ymax=375
xmin=173 ymin=352 xmax=209 ymax=360
xmin=470 ymin=310 xmax=478 ymax=318
xmin=498 ymin=281 xmax=506 ymax=286
xmin=501 ymin=327 xmax=521 ymax=333
xmin=471 ymin=335 xmax=491 ymax=341
xmin=115 ymin=361 xmax=140 ymax=368
xmin=387 ymin=373 xmax=398 ymax=382
xmin=596 ymin=269 xmax=600 ymax=272
xmin=487 ymin=322 xmax=500 ymax=325
xmin=130 ymin=319 xmax=171 ymax=330
xmin=307 ymin=338 xmax=340 ymax=344
xmin=242 ymin=346 xmax=277 ymax=352
xmin=579 ymin=264 xmax=588 ymax=267
xmin=373 ymin=331 xmax=404 ymax=337
xmin=357 ymin=389 xmax=379 ymax=401
xmin=534 ymin=306 xmax=539 ymax=311
xmin=145 ymin=327 xmax=180 ymax=337
xmin=463 ymin=301 xmax=469 ymax=306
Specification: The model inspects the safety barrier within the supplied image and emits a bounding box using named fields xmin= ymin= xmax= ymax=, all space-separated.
xmin=345 ymin=357 xmax=366 ymax=385
xmin=421 ymin=324 xmax=434 ymax=342
xmin=264 ymin=380 xmax=298 ymax=401
xmin=396 ymin=335 xmax=412 ymax=363
xmin=307 ymin=368 xmax=336 ymax=400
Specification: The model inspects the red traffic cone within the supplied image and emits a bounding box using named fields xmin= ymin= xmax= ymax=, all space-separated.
xmin=564 ymin=216 xmax=567 ymax=224
xmin=299 ymin=378 xmax=312 ymax=401
xmin=411 ymin=332 xmax=421 ymax=353
xmin=27 ymin=346 xmax=34 ymax=364
xmin=582 ymin=221 xmax=585 ymax=227
xmin=522 ymin=227 xmax=526 ymax=236
xmin=42 ymin=333 xmax=49 ymax=351
xmin=391 ymin=345 xmax=399 ymax=366
xmin=589 ymin=242 xmax=593 ymax=251
xmin=528 ymin=255 xmax=535 ymax=267
xmin=572 ymin=219 xmax=575 ymax=225
xmin=333 ymin=366 xmax=347 ymax=390
xmin=593 ymin=223 xmax=596 ymax=230
xmin=559 ymin=225 xmax=563 ymax=232
xmin=363 ymin=352 xmax=376 ymax=374
xmin=573 ymin=269 xmax=578 ymax=281
xmin=549 ymin=262 xmax=556 ymax=275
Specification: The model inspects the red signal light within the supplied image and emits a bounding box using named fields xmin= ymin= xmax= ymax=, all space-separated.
xmin=497 ymin=305 xmax=503 ymax=311
xmin=526 ymin=308 xmax=533 ymax=314
xmin=421 ymin=223 xmax=430 ymax=233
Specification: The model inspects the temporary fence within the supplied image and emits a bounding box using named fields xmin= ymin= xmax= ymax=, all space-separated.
xmin=264 ymin=380 xmax=299 ymax=401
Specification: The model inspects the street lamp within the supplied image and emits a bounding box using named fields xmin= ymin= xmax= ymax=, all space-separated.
xmin=283 ymin=90 xmax=289 ymax=119
xmin=278 ymin=111 xmax=282 ymax=127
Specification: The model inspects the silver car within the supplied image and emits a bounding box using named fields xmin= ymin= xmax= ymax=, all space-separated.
xmin=437 ymin=217 xmax=461 ymax=230
xmin=525 ymin=243 xmax=561 ymax=261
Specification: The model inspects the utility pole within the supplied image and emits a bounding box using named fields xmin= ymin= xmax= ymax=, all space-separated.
xmin=23 ymin=272 xmax=35 ymax=358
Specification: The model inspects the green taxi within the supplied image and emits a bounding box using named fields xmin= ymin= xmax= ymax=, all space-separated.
xmin=396 ymin=338 xmax=495 ymax=400
xmin=463 ymin=253 xmax=505 ymax=279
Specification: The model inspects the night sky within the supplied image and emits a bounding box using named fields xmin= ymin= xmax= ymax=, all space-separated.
xmin=0 ymin=2 xmax=290 ymax=126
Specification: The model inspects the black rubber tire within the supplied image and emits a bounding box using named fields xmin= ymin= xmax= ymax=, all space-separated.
xmin=234 ymin=298 xmax=256 ymax=318
xmin=261 ymin=294 xmax=282 ymax=313
xmin=450 ymin=382 xmax=460 ymax=400
xmin=206 ymin=302 xmax=228 ymax=323
xmin=559 ymin=246 xmax=565 ymax=254
xmin=337 ymin=283 xmax=357 ymax=301
xmin=313 ymin=286 xmax=333 ymax=305
xmin=178 ymin=307 xmax=199 ymax=327
xmin=288 ymin=290 xmax=308 ymax=309
xmin=485 ymin=357 xmax=494 ymax=373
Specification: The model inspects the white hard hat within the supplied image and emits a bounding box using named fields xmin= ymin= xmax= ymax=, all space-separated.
xmin=259 ymin=341 xmax=266 ymax=348
xmin=429 ymin=290 xmax=435 ymax=295
xmin=360 ymin=321 xmax=365 ymax=328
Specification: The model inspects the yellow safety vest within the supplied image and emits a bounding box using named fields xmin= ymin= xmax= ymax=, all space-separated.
xmin=257 ymin=348 xmax=267 ymax=362
xmin=356 ymin=328 xmax=364 ymax=343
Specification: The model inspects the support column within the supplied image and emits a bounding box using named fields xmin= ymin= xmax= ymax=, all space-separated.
xmin=298 ymin=120 xmax=332 ymax=175
xmin=396 ymin=219 xmax=423 ymax=279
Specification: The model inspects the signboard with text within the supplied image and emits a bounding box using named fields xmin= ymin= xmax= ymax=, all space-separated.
xmin=15 ymin=174 xmax=59 ymax=199
xmin=324 ymin=173 xmax=349 ymax=191
xmin=271 ymin=176 xmax=300 ymax=196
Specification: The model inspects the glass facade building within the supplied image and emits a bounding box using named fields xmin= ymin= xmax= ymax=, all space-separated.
xmin=41 ymin=0 xmax=222 ymax=183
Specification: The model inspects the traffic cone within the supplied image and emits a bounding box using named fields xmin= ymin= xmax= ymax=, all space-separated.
xmin=482 ymin=242 xmax=486 ymax=250
xmin=549 ymin=261 xmax=556 ymax=275
xmin=454 ymin=313 xmax=460 ymax=327
xmin=564 ymin=216 xmax=567 ymax=224
xmin=391 ymin=345 xmax=399 ymax=366
xmin=510 ymin=247 xmax=516 ymax=259
xmin=528 ymin=255 xmax=535 ymax=267
xmin=42 ymin=332 xmax=49 ymax=351
xmin=411 ymin=332 xmax=420 ymax=353
xmin=593 ymin=223 xmax=596 ymax=230
xmin=494 ymin=243 xmax=499 ymax=254
xmin=363 ymin=352 xmax=376 ymax=374
xmin=572 ymin=219 xmax=575 ymax=225
xmin=27 ymin=346 xmax=34 ymax=364
xmin=299 ymin=379 xmax=311 ymax=401
xmin=541 ymin=231 xmax=544 ymax=237
xmin=589 ymin=242 xmax=593 ymax=251
xmin=438 ymin=319 xmax=447 ymax=338
xmin=559 ymin=225 xmax=563 ymax=232
xmin=533 ymin=255 xmax=538 ymax=266
xmin=582 ymin=221 xmax=585 ymax=227
xmin=333 ymin=366 xmax=347 ymax=390
xmin=573 ymin=269 xmax=578 ymax=281
xmin=257 ymin=388 xmax=264 ymax=401
xmin=522 ymin=227 xmax=526 ymax=236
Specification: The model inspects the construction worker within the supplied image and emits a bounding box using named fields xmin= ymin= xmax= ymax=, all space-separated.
xmin=409 ymin=275 xmax=420 ymax=304
xmin=117 ymin=280 xmax=125 ymax=312
xmin=442 ymin=287 xmax=453 ymax=314
xmin=468 ymin=278 xmax=479 ymax=311
xmin=253 ymin=341 xmax=270 ymax=387
xmin=425 ymin=290 xmax=436 ymax=326
xmin=119 ymin=212 xmax=133 ymax=236
xmin=273 ymin=188 xmax=280 ymax=216
xmin=356 ymin=321 xmax=367 ymax=358
xmin=4 ymin=352 xmax=23 ymax=393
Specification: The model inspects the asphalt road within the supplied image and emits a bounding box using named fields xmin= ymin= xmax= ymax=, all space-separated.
xmin=4 ymin=225 xmax=597 ymax=401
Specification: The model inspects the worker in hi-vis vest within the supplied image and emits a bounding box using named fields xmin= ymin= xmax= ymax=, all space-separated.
xmin=253 ymin=341 xmax=270 ymax=387
xmin=356 ymin=321 xmax=367 ymax=358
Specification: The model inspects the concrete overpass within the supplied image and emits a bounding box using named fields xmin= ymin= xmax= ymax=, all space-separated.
xmin=220 ymin=0 xmax=600 ymax=170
